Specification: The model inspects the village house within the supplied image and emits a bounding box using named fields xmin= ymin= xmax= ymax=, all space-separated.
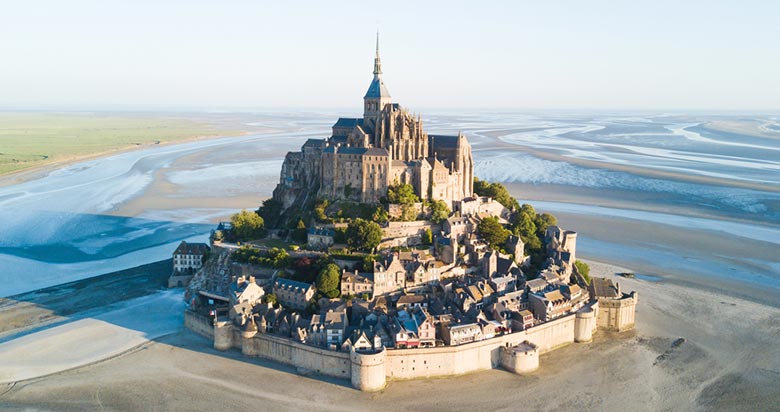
xmin=273 ymin=278 xmax=316 ymax=310
xmin=442 ymin=322 xmax=483 ymax=346
xmin=434 ymin=235 xmax=457 ymax=265
xmin=413 ymin=309 xmax=437 ymax=347
xmin=228 ymin=275 xmax=265 ymax=323
xmin=309 ymin=308 xmax=349 ymax=349
xmin=372 ymin=254 xmax=407 ymax=296
xmin=545 ymin=226 xmax=577 ymax=278
xmin=341 ymin=328 xmax=382 ymax=352
xmin=529 ymin=288 xmax=572 ymax=321
xmin=168 ymin=241 xmax=210 ymax=288
xmin=307 ymin=227 xmax=335 ymax=249
xmin=340 ymin=270 xmax=374 ymax=297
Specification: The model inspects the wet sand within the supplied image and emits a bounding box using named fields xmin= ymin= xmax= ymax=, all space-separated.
xmin=1 ymin=261 xmax=778 ymax=411
xmin=0 ymin=259 xmax=171 ymax=339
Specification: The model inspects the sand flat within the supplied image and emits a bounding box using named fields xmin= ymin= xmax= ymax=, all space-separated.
xmin=1 ymin=261 xmax=778 ymax=411
xmin=0 ymin=289 xmax=183 ymax=384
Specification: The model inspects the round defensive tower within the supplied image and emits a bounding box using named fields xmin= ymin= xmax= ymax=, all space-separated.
xmin=500 ymin=341 xmax=539 ymax=374
xmin=350 ymin=347 xmax=387 ymax=391
xmin=240 ymin=317 xmax=258 ymax=355
xmin=574 ymin=304 xmax=596 ymax=343
xmin=213 ymin=319 xmax=234 ymax=351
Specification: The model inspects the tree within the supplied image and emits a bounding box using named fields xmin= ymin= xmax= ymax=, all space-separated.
xmin=575 ymin=260 xmax=591 ymax=285
xmin=508 ymin=203 xmax=561 ymax=274
xmin=257 ymin=198 xmax=283 ymax=228
xmin=512 ymin=212 xmax=537 ymax=241
xmin=477 ymin=216 xmax=510 ymax=249
xmin=316 ymin=263 xmax=341 ymax=298
xmin=267 ymin=247 xmax=290 ymax=268
xmin=292 ymin=219 xmax=308 ymax=243
xmin=346 ymin=218 xmax=383 ymax=252
xmin=333 ymin=226 xmax=348 ymax=244
xmin=231 ymin=209 xmax=265 ymax=241
xmin=361 ymin=254 xmax=377 ymax=272
xmin=422 ymin=227 xmax=433 ymax=245
xmin=265 ymin=293 xmax=277 ymax=305
xmin=385 ymin=182 xmax=419 ymax=205
xmin=429 ymin=200 xmax=451 ymax=223
xmin=534 ymin=212 xmax=557 ymax=238
xmin=371 ymin=206 xmax=389 ymax=224
xmin=313 ymin=198 xmax=330 ymax=223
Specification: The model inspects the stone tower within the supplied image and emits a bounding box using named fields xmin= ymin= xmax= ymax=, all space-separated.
xmin=363 ymin=32 xmax=392 ymax=131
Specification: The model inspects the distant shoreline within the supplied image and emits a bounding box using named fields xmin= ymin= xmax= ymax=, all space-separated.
xmin=0 ymin=131 xmax=250 ymax=188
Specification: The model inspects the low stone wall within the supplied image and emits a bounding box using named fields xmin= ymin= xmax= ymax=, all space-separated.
xmin=168 ymin=274 xmax=193 ymax=288
xmin=184 ymin=310 xmax=214 ymax=339
xmin=382 ymin=221 xmax=435 ymax=238
xmin=332 ymin=258 xmax=362 ymax=271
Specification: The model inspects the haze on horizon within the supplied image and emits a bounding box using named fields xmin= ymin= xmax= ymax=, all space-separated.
xmin=2 ymin=0 xmax=779 ymax=112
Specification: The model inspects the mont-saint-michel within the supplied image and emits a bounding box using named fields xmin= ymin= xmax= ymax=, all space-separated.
xmin=181 ymin=38 xmax=638 ymax=391
xmin=2 ymin=3 xmax=780 ymax=410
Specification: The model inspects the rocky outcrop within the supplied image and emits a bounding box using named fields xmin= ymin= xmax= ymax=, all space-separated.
xmin=185 ymin=250 xmax=235 ymax=302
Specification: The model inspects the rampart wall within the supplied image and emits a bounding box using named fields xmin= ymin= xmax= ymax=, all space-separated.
xmin=241 ymin=332 xmax=352 ymax=379
xmin=184 ymin=310 xmax=214 ymax=339
xmin=383 ymin=313 xmax=576 ymax=380
xmin=196 ymin=305 xmax=605 ymax=390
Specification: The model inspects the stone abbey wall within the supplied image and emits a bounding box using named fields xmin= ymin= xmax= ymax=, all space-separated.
xmin=191 ymin=303 xmax=605 ymax=391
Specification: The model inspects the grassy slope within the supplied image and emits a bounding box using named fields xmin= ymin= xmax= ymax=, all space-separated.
xmin=0 ymin=112 xmax=244 ymax=175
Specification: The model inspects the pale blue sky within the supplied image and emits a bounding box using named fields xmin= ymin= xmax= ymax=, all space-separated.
xmin=1 ymin=0 xmax=778 ymax=111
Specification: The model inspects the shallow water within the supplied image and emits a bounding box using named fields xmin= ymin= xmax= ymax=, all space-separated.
xmin=0 ymin=111 xmax=778 ymax=298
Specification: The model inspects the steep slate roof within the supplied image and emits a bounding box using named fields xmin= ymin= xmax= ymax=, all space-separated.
xmin=308 ymin=227 xmax=335 ymax=237
xmin=303 ymin=138 xmax=326 ymax=148
xmin=333 ymin=118 xmax=364 ymax=128
xmin=429 ymin=134 xmax=460 ymax=148
xmin=274 ymin=278 xmax=314 ymax=292
xmin=322 ymin=146 xmax=389 ymax=156
xmin=496 ymin=257 xmax=516 ymax=275
xmin=364 ymin=76 xmax=391 ymax=99
xmin=364 ymin=148 xmax=389 ymax=156
xmin=543 ymin=290 xmax=566 ymax=303
xmin=329 ymin=135 xmax=348 ymax=146
xmin=173 ymin=241 xmax=209 ymax=255
xmin=526 ymin=278 xmax=549 ymax=292
xmin=591 ymin=278 xmax=620 ymax=298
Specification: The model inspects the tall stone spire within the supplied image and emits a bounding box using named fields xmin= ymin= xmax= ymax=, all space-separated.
xmin=364 ymin=31 xmax=391 ymax=130
xmin=373 ymin=31 xmax=382 ymax=77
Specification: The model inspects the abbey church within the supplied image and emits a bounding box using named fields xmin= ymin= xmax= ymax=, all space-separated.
xmin=273 ymin=36 xmax=474 ymax=210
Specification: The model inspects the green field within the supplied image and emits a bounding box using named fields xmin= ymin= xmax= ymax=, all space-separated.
xmin=0 ymin=112 xmax=244 ymax=175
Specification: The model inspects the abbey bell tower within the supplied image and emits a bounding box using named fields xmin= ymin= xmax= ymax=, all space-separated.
xmin=363 ymin=32 xmax=392 ymax=130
